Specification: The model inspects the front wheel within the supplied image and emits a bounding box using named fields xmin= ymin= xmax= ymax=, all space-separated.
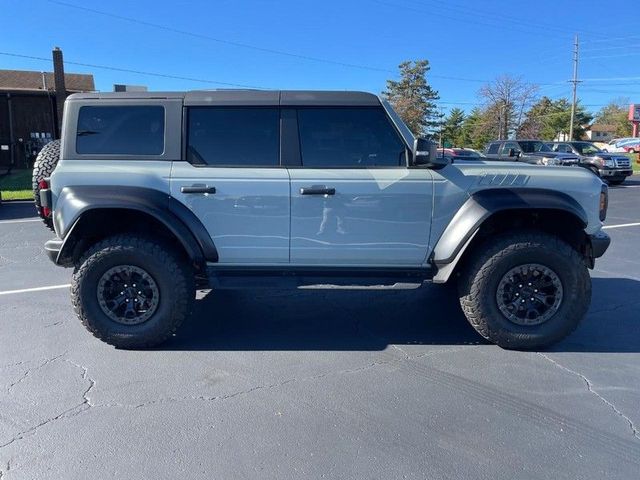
xmin=458 ymin=232 xmax=591 ymax=349
xmin=72 ymin=234 xmax=195 ymax=349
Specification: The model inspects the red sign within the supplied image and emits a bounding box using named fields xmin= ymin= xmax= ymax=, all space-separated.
xmin=629 ymin=104 xmax=640 ymax=122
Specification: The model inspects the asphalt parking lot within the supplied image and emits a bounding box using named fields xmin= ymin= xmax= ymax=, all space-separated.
xmin=1 ymin=180 xmax=640 ymax=479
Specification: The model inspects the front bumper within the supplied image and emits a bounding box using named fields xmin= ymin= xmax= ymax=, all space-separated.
xmin=589 ymin=230 xmax=611 ymax=259
xmin=44 ymin=238 xmax=63 ymax=264
xmin=599 ymin=168 xmax=633 ymax=178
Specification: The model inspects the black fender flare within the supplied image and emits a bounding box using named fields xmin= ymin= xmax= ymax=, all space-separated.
xmin=54 ymin=186 xmax=218 ymax=265
xmin=430 ymin=188 xmax=588 ymax=281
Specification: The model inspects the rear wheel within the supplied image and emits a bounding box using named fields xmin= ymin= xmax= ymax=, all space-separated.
xmin=458 ymin=231 xmax=591 ymax=349
xmin=72 ymin=234 xmax=195 ymax=349
xmin=32 ymin=140 xmax=60 ymax=231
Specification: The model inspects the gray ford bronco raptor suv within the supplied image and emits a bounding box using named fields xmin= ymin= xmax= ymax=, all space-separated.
xmin=35 ymin=90 xmax=610 ymax=350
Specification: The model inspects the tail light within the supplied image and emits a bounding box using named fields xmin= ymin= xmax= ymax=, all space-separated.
xmin=599 ymin=184 xmax=608 ymax=222
xmin=38 ymin=179 xmax=51 ymax=217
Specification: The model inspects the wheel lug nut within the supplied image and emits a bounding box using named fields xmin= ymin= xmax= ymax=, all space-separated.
xmin=534 ymin=289 xmax=538 ymax=293
xmin=530 ymin=297 xmax=534 ymax=301
xmin=528 ymin=283 xmax=532 ymax=286
xmin=519 ymin=284 xmax=522 ymax=288
xmin=515 ymin=293 xmax=519 ymax=296
xmin=138 ymin=291 xmax=142 ymax=294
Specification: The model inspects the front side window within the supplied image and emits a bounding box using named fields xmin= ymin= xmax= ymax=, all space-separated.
xmin=187 ymin=107 xmax=279 ymax=166
xmin=297 ymin=107 xmax=406 ymax=168
xmin=76 ymin=106 xmax=164 ymax=155
xmin=518 ymin=141 xmax=551 ymax=153
xmin=500 ymin=142 xmax=520 ymax=155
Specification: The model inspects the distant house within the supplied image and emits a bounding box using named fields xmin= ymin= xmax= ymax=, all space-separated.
xmin=584 ymin=124 xmax=617 ymax=142
xmin=0 ymin=69 xmax=95 ymax=169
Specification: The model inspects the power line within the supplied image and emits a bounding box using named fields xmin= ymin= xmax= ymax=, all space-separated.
xmin=582 ymin=34 xmax=640 ymax=45
xmin=46 ymin=0 xmax=396 ymax=74
xmin=46 ymin=0 xmax=507 ymax=85
xmin=413 ymin=0 xmax=607 ymax=39
xmin=0 ymin=51 xmax=266 ymax=89
xmin=373 ymin=0 xmax=573 ymax=40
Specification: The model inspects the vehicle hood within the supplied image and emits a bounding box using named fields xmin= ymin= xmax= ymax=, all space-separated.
xmin=525 ymin=151 xmax=575 ymax=158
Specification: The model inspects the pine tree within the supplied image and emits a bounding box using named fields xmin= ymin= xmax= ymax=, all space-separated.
xmin=382 ymin=60 xmax=441 ymax=138
xmin=441 ymin=108 xmax=466 ymax=146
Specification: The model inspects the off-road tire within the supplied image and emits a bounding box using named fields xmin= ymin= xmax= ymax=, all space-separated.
xmin=71 ymin=234 xmax=195 ymax=349
xmin=458 ymin=231 xmax=591 ymax=350
xmin=32 ymin=140 xmax=61 ymax=231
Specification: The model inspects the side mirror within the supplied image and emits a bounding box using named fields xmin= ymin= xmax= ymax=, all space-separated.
xmin=413 ymin=138 xmax=448 ymax=168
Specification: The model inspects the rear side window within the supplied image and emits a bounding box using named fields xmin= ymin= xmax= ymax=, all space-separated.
xmin=486 ymin=143 xmax=500 ymax=154
xmin=187 ymin=107 xmax=279 ymax=166
xmin=297 ymin=107 xmax=406 ymax=168
xmin=76 ymin=106 xmax=164 ymax=155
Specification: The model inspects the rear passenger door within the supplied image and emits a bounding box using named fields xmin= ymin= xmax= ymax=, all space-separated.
xmin=170 ymin=105 xmax=290 ymax=264
xmin=287 ymin=107 xmax=433 ymax=266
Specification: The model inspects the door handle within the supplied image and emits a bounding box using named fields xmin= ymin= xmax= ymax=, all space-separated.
xmin=300 ymin=186 xmax=336 ymax=196
xmin=181 ymin=185 xmax=216 ymax=194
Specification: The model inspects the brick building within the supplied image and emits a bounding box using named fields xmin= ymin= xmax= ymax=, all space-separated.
xmin=0 ymin=68 xmax=94 ymax=169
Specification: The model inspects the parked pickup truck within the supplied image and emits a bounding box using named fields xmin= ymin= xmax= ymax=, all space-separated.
xmin=548 ymin=141 xmax=633 ymax=185
xmin=34 ymin=90 xmax=610 ymax=350
xmin=485 ymin=140 xmax=580 ymax=166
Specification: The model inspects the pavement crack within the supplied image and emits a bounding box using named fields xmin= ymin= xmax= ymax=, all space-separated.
xmin=126 ymin=348 xmax=467 ymax=409
xmin=538 ymin=353 xmax=640 ymax=440
xmin=65 ymin=359 xmax=96 ymax=407
xmin=0 ymin=403 xmax=88 ymax=449
xmin=0 ymin=357 xmax=96 ymax=450
xmin=6 ymin=353 xmax=66 ymax=394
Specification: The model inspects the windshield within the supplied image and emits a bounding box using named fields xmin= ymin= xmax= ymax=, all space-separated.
xmin=572 ymin=142 xmax=602 ymax=155
xmin=518 ymin=141 xmax=551 ymax=153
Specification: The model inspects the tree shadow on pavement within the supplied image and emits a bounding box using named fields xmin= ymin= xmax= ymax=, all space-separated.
xmin=163 ymin=277 xmax=640 ymax=353
xmin=0 ymin=202 xmax=36 ymax=221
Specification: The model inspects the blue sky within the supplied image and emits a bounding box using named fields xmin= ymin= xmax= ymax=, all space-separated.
xmin=2 ymin=0 xmax=639 ymax=115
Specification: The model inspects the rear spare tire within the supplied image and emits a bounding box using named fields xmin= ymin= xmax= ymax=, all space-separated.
xmin=32 ymin=140 xmax=61 ymax=231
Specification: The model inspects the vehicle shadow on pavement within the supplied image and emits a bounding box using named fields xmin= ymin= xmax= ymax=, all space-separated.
xmin=163 ymin=277 xmax=640 ymax=352
xmin=550 ymin=277 xmax=640 ymax=353
xmin=611 ymin=177 xmax=640 ymax=188
xmin=164 ymin=283 xmax=484 ymax=351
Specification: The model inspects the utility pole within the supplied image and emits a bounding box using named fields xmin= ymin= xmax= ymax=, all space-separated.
xmin=569 ymin=35 xmax=580 ymax=140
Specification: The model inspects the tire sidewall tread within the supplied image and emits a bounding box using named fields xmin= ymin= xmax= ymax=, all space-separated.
xmin=71 ymin=234 xmax=194 ymax=349
xmin=458 ymin=231 xmax=591 ymax=349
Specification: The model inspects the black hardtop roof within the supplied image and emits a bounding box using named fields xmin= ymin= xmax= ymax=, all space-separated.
xmin=67 ymin=89 xmax=381 ymax=106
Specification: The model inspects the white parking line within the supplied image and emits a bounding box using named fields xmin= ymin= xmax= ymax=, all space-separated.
xmin=603 ymin=222 xmax=640 ymax=230
xmin=0 ymin=284 xmax=70 ymax=296
xmin=0 ymin=218 xmax=40 ymax=225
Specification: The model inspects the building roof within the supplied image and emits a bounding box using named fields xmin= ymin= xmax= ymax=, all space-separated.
xmin=588 ymin=124 xmax=617 ymax=132
xmin=0 ymin=69 xmax=95 ymax=93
